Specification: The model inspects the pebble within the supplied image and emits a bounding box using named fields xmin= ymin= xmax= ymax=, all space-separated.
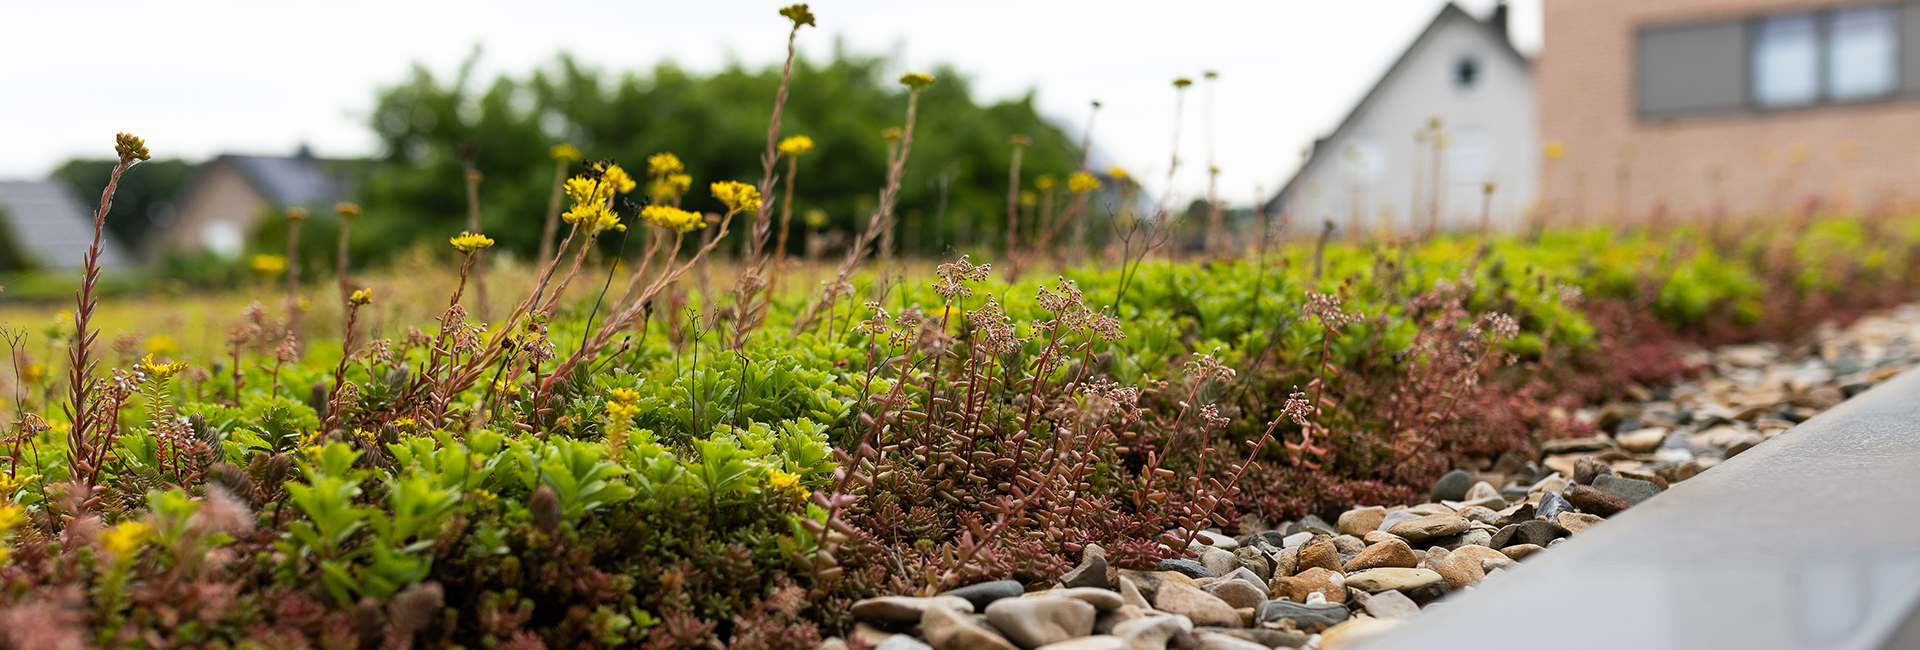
xmin=947 ymin=581 xmax=1027 ymax=611
xmin=1535 ymin=491 xmax=1575 ymax=521
xmin=1272 ymin=567 xmax=1347 ymax=604
xmin=922 ymin=606 xmax=1020 ymax=650
xmin=1059 ymin=551 xmax=1110 ymax=590
xmin=1111 ymin=614 xmax=1190 ymax=650
xmin=1196 ymin=632 xmax=1268 ymax=650
xmin=1156 ymin=559 xmax=1216 ymax=580
xmin=1501 ymin=543 xmax=1544 ymax=559
xmin=1152 ymin=582 xmax=1241 ymax=628
xmin=1480 ymin=555 xmax=1518 ymax=572
xmin=1033 ymin=636 xmax=1124 ymax=650
xmin=1433 ymin=545 xmax=1507 ymax=589
xmin=1038 ymin=588 xmax=1123 ymax=611
xmin=1203 ymin=579 xmax=1265 ymax=609
xmin=1231 ymin=548 xmax=1271 ymax=582
xmin=1387 ymin=515 xmax=1472 ymax=540
xmin=1565 ymin=485 xmax=1628 ymax=516
xmin=1358 ymin=588 xmax=1421 ymax=619
xmin=1375 ymin=511 xmax=1423 ymax=533
xmin=1403 ymin=503 xmax=1456 ymax=516
xmin=1281 ymin=531 xmax=1315 ymax=548
xmin=1091 ymin=605 xmax=1145 ymax=635
xmin=1430 ymin=528 xmax=1493 ymax=550
xmin=854 ymin=596 xmax=975 ymax=622
xmin=1553 ymin=511 xmax=1605 ymax=535
xmin=1336 ymin=506 xmax=1387 ymax=537
xmin=1194 ymin=530 xmax=1239 ymax=550
xmin=1345 ymin=538 xmax=1419 ymax=571
xmin=1296 ymin=538 xmax=1342 ymax=573
xmin=855 ymin=622 xmax=901 ymax=647
xmin=1271 ymin=548 xmax=1297 ymax=579
xmin=1219 ymin=567 xmax=1265 ymax=589
xmin=1363 ymin=531 xmax=1403 ymax=546
xmin=1199 ymin=546 xmax=1241 ymax=577
xmin=1592 ymin=474 xmax=1661 ymax=506
xmin=878 ymin=637 xmax=936 ymax=650
xmin=1617 ymin=427 xmax=1670 ymax=453
xmin=1573 ymin=455 xmax=1615 ymax=485
xmin=1455 ymin=505 xmax=1500 ymax=525
xmin=1488 ymin=520 xmax=1562 ymax=549
xmin=1117 ymin=577 xmax=1151 ymax=610
xmin=1541 ymin=437 xmax=1615 ymax=454
xmin=1430 ymin=469 xmax=1474 ymax=502
xmin=1331 ymin=534 xmax=1367 ymax=556
xmin=1289 ymin=515 xmax=1337 ymax=536
xmin=984 ymin=597 xmax=1097 ymax=649
xmin=1318 ymin=618 xmax=1403 ymax=650
xmin=1252 ymin=599 xmax=1349 ymax=632
xmin=1196 ymin=628 xmax=1308 ymax=649
xmin=1463 ymin=481 xmax=1501 ymax=502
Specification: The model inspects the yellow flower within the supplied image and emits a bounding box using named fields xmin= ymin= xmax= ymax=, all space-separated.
xmin=803 ymin=208 xmax=829 ymax=229
xmin=641 ymin=205 xmax=705 ymax=233
xmin=603 ymin=164 xmax=637 ymax=194
xmin=768 ymin=469 xmax=809 ymax=502
xmin=1034 ymin=175 xmax=1056 ymax=191
xmin=250 ymin=254 xmax=288 ymax=276
xmin=494 ymin=379 xmax=520 ymax=396
xmin=1019 ymin=190 xmax=1037 ymax=207
xmin=134 ymin=354 xmax=189 ymax=380
xmin=648 ymin=152 xmax=685 ymax=177
xmin=899 ymin=72 xmax=935 ymax=90
xmin=648 ymin=173 xmax=692 ymax=200
xmin=349 ymin=288 xmax=372 ymax=305
xmin=1068 ymin=171 xmax=1101 ymax=194
xmin=1008 ymin=134 xmax=1032 ymax=147
xmin=335 ymin=202 xmax=362 ymax=218
xmin=605 ymin=401 xmax=640 ymax=422
xmin=1173 ymin=77 xmax=1193 ymax=88
xmin=1106 ymin=166 xmax=1130 ymax=181
xmin=779 ymin=3 xmax=815 ymax=28
xmin=103 ymin=521 xmax=151 ymax=557
xmin=394 ymin=416 xmax=416 ymax=430
xmin=143 ymin=335 xmax=177 ymax=356
xmin=778 ymin=135 xmax=815 ymax=157
xmin=115 ymin=133 xmax=151 ymax=163
xmin=285 ymin=206 xmax=309 ymax=222
xmin=0 ymin=504 xmax=26 ymax=532
xmin=881 ymin=127 xmax=903 ymax=141
xmin=450 ymin=232 xmax=495 ymax=254
xmin=551 ymin=143 xmax=581 ymax=162
xmin=1543 ymin=141 xmax=1566 ymax=161
xmin=711 ymin=181 xmax=762 ymax=215
xmin=609 ymin=387 xmax=640 ymax=404
xmin=20 ymin=364 xmax=45 ymax=384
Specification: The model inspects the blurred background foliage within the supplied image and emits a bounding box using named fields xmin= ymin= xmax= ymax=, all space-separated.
xmin=50 ymin=50 xmax=1087 ymax=282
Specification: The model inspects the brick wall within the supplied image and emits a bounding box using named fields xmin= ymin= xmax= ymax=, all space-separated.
xmin=1538 ymin=0 xmax=1920 ymax=223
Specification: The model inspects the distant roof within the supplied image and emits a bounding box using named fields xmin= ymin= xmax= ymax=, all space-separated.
xmin=1266 ymin=3 xmax=1529 ymax=214
xmin=221 ymin=151 xmax=343 ymax=206
xmin=0 ymin=180 xmax=129 ymax=269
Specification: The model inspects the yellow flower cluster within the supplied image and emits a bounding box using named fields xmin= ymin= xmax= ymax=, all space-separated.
xmin=562 ymin=165 xmax=633 ymax=236
xmin=899 ymin=72 xmax=935 ymax=90
xmin=103 ymin=521 xmax=151 ymax=558
xmin=1034 ymin=175 xmax=1057 ymax=191
xmin=285 ymin=206 xmax=309 ymax=222
xmin=144 ymin=335 xmax=177 ymax=356
xmin=350 ymin=288 xmax=372 ymax=305
xmin=450 ymin=231 xmax=495 ymax=254
xmin=1068 ymin=171 xmax=1101 ymax=194
xmin=250 ymin=254 xmax=287 ymax=276
xmin=768 ymin=468 xmax=809 ymax=502
xmin=0 ymin=504 xmax=24 ymax=563
xmin=648 ymin=153 xmax=684 ymax=176
xmin=115 ymin=132 xmax=151 ymax=164
xmin=779 ymin=3 xmax=815 ymax=28
xmin=711 ymin=181 xmax=761 ymax=215
xmin=335 ymin=202 xmax=361 ymax=218
xmin=134 ymin=354 xmax=188 ymax=380
xmin=641 ymin=205 xmax=704 ymax=233
xmin=551 ymin=143 xmax=581 ymax=162
xmin=778 ymin=135 xmax=815 ymax=157
xmin=648 ymin=173 xmax=692 ymax=201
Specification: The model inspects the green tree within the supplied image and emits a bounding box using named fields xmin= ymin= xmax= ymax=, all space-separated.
xmin=359 ymin=51 xmax=1081 ymax=260
xmin=51 ymin=158 xmax=199 ymax=252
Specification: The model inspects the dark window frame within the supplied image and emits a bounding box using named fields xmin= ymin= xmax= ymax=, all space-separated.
xmin=1635 ymin=2 xmax=1909 ymax=121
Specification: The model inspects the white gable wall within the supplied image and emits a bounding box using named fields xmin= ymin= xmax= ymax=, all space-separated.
xmin=1279 ymin=13 xmax=1537 ymax=235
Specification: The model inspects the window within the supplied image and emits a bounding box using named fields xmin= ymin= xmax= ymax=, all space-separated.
xmin=1454 ymin=57 xmax=1480 ymax=89
xmin=1829 ymin=6 xmax=1897 ymax=100
xmin=1753 ymin=13 xmax=1819 ymax=107
xmin=1637 ymin=3 xmax=1917 ymax=118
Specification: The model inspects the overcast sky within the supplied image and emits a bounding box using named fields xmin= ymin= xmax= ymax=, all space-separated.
xmin=0 ymin=0 xmax=1541 ymax=206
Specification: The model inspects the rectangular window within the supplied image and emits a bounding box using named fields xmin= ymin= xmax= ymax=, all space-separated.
xmin=1829 ymin=6 xmax=1897 ymax=100
xmin=1754 ymin=13 xmax=1820 ymax=107
xmin=1637 ymin=3 xmax=1915 ymax=119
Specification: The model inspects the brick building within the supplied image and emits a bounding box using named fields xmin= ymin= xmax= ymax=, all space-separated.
xmin=1538 ymin=0 xmax=1920 ymax=223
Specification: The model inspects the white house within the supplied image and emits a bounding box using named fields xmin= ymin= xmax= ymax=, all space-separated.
xmin=1268 ymin=3 xmax=1537 ymax=236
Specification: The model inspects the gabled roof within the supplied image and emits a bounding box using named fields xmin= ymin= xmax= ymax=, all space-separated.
xmin=0 ymin=181 xmax=129 ymax=269
xmin=220 ymin=151 xmax=344 ymax=206
xmin=1265 ymin=3 xmax=1529 ymax=214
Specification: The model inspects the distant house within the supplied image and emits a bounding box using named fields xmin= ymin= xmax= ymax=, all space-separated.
xmin=158 ymin=147 xmax=349 ymax=258
xmin=0 ymin=181 xmax=130 ymax=270
xmin=1267 ymin=3 xmax=1537 ymax=235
